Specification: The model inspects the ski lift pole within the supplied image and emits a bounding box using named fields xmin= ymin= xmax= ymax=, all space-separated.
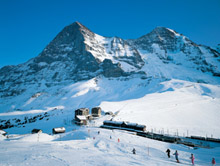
xmin=148 ymin=144 xmax=150 ymax=156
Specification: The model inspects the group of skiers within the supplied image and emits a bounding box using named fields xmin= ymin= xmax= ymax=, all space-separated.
xmin=96 ymin=131 xmax=217 ymax=165
xmin=166 ymin=149 xmax=216 ymax=165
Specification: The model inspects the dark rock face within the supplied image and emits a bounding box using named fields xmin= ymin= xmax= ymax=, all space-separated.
xmin=216 ymin=44 xmax=220 ymax=54
xmin=35 ymin=22 xmax=91 ymax=64
xmin=101 ymin=59 xmax=128 ymax=77
xmin=0 ymin=22 xmax=100 ymax=97
xmin=0 ymin=22 xmax=220 ymax=98
xmin=34 ymin=22 xmax=100 ymax=75
xmin=0 ymin=22 xmax=138 ymax=97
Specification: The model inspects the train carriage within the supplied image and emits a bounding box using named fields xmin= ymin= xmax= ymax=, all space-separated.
xmin=102 ymin=120 xmax=146 ymax=132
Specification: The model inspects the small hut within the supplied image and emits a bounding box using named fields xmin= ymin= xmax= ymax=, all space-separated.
xmin=52 ymin=127 xmax=65 ymax=134
xmin=75 ymin=108 xmax=89 ymax=119
xmin=91 ymin=107 xmax=101 ymax=117
xmin=75 ymin=115 xmax=87 ymax=125
xmin=105 ymin=111 xmax=113 ymax=116
xmin=0 ymin=130 xmax=7 ymax=136
xmin=31 ymin=129 xmax=42 ymax=134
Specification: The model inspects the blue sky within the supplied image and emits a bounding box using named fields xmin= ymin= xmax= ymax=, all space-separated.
xmin=0 ymin=0 xmax=220 ymax=67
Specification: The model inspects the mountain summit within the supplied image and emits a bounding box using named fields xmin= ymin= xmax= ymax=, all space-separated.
xmin=0 ymin=22 xmax=220 ymax=99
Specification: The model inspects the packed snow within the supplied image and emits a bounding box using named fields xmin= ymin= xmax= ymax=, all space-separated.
xmin=1 ymin=127 xmax=220 ymax=166
xmin=0 ymin=78 xmax=220 ymax=165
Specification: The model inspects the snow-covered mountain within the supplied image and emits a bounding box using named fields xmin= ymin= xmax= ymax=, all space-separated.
xmin=0 ymin=22 xmax=220 ymax=98
xmin=1 ymin=21 xmax=220 ymax=166
xmin=0 ymin=22 xmax=220 ymax=136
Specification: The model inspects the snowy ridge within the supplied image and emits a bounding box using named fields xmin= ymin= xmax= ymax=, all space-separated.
xmin=0 ymin=22 xmax=220 ymax=98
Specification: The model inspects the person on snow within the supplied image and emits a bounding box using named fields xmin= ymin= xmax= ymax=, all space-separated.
xmin=212 ymin=158 xmax=216 ymax=166
xmin=173 ymin=150 xmax=180 ymax=163
xmin=166 ymin=149 xmax=171 ymax=158
xmin=190 ymin=154 xmax=195 ymax=165
xmin=132 ymin=148 xmax=136 ymax=154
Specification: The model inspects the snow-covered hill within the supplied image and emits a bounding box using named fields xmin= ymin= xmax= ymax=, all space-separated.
xmin=1 ymin=127 xmax=220 ymax=166
xmin=0 ymin=77 xmax=219 ymax=137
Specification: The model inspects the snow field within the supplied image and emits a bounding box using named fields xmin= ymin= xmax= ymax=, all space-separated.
xmin=1 ymin=78 xmax=220 ymax=138
xmin=0 ymin=78 xmax=220 ymax=165
xmin=0 ymin=127 xmax=219 ymax=166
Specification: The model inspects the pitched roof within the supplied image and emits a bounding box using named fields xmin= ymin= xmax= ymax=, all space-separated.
xmin=0 ymin=130 xmax=6 ymax=135
xmin=76 ymin=115 xmax=87 ymax=120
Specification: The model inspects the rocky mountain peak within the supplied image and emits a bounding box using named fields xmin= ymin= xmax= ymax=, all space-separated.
xmin=33 ymin=22 xmax=95 ymax=64
xmin=151 ymin=26 xmax=177 ymax=36
xmin=128 ymin=26 xmax=200 ymax=54
xmin=0 ymin=22 xmax=220 ymax=99
xmin=138 ymin=26 xmax=177 ymax=42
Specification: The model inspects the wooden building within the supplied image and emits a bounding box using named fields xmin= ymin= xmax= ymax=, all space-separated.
xmin=0 ymin=130 xmax=7 ymax=136
xmin=52 ymin=127 xmax=65 ymax=134
xmin=91 ymin=107 xmax=101 ymax=117
xmin=31 ymin=129 xmax=42 ymax=134
xmin=75 ymin=115 xmax=88 ymax=125
xmin=105 ymin=111 xmax=113 ymax=116
xmin=75 ymin=108 xmax=89 ymax=119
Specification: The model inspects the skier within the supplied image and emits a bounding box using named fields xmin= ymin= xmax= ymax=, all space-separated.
xmin=190 ymin=154 xmax=195 ymax=165
xmin=132 ymin=148 xmax=136 ymax=154
xmin=98 ymin=131 xmax=100 ymax=135
xmin=173 ymin=150 xmax=180 ymax=163
xmin=118 ymin=138 xmax=120 ymax=143
xmin=212 ymin=158 xmax=216 ymax=166
xmin=166 ymin=149 xmax=171 ymax=158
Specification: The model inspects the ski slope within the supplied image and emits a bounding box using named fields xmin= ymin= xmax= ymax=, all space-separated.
xmin=1 ymin=78 xmax=220 ymax=165
xmin=1 ymin=78 xmax=220 ymax=137
xmin=0 ymin=127 xmax=220 ymax=166
xmin=100 ymin=79 xmax=220 ymax=138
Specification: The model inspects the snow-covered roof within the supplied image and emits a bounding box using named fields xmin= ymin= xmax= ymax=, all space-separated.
xmin=76 ymin=108 xmax=89 ymax=111
xmin=76 ymin=115 xmax=87 ymax=120
xmin=0 ymin=130 xmax=6 ymax=135
xmin=104 ymin=120 xmax=124 ymax=125
xmin=103 ymin=121 xmax=146 ymax=128
xmin=53 ymin=127 xmax=65 ymax=132
xmin=126 ymin=123 xmax=138 ymax=126
xmin=136 ymin=125 xmax=146 ymax=128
